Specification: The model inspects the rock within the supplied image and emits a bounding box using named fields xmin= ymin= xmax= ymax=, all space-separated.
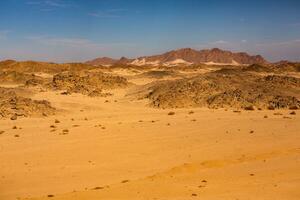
xmin=142 ymin=72 xmax=300 ymax=110
xmin=168 ymin=111 xmax=175 ymax=115
xmin=51 ymin=71 xmax=128 ymax=96
xmin=244 ymin=105 xmax=255 ymax=111
xmin=0 ymin=87 xmax=55 ymax=119
xmin=10 ymin=114 xmax=17 ymax=120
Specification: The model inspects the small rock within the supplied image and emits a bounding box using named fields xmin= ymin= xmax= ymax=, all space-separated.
xmin=290 ymin=111 xmax=296 ymax=115
xmin=168 ymin=111 xmax=175 ymax=115
xmin=289 ymin=105 xmax=299 ymax=110
xmin=62 ymin=129 xmax=69 ymax=134
xmin=267 ymin=105 xmax=275 ymax=110
xmin=10 ymin=114 xmax=17 ymax=120
xmin=54 ymin=119 xmax=60 ymax=123
xmin=244 ymin=105 xmax=255 ymax=111
xmin=92 ymin=186 xmax=104 ymax=190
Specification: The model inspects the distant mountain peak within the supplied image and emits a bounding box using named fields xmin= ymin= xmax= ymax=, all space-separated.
xmin=86 ymin=47 xmax=268 ymax=66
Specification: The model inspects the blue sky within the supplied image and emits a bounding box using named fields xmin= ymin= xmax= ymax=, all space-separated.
xmin=0 ymin=0 xmax=300 ymax=62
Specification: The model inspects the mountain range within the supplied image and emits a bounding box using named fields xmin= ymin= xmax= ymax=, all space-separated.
xmin=86 ymin=48 xmax=268 ymax=66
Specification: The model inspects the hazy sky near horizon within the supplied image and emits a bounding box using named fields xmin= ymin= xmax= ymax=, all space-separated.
xmin=0 ymin=0 xmax=300 ymax=62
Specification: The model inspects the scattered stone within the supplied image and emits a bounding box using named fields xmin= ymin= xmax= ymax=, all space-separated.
xmin=191 ymin=193 xmax=198 ymax=196
xmin=264 ymin=115 xmax=268 ymax=118
xmin=10 ymin=114 xmax=17 ymax=120
xmin=289 ymin=105 xmax=299 ymax=110
xmin=61 ymin=129 xmax=69 ymax=135
xmin=290 ymin=111 xmax=296 ymax=115
xmin=168 ymin=111 xmax=175 ymax=115
xmin=12 ymin=126 xmax=17 ymax=129
xmin=47 ymin=194 xmax=54 ymax=198
xmin=244 ymin=105 xmax=255 ymax=111
xmin=54 ymin=119 xmax=60 ymax=123
xmin=188 ymin=111 xmax=194 ymax=114
xmin=92 ymin=186 xmax=104 ymax=190
xmin=121 ymin=180 xmax=129 ymax=183
xmin=283 ymin=116 xmax=292 ymax=119
xmin=0 ymin=131 xmax=4 ymax=134
xmin=50 ymin=125 xmax=56 ymax=128
xmin=61 ymin=91 xmax=71 ymax=95
xmin=14 ymin=134 xmax=19 ymax=137
xmin=250 ymin=130 xmax=254 ymax=134
xmin=267 ymin=105 xmax=275 ymax=110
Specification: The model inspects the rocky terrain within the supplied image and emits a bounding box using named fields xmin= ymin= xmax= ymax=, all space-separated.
xmin=0 ymin=71 xmax=49 ymax=86
xmin=0 ymin=87 xmax=55 ymax=119
xmin=51 ymin=71 xmax=129 ymax=96
xmin=140 ymin=71 xmax=300 ymax=110
xmin=0 ymin=60 xmax=97 ymax=74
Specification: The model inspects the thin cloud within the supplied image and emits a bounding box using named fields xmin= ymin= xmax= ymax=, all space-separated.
xmin=44 ymin=0 xmax=67 ymax=7
xmin=26 ymin=35 xmax=136 ymax=48
xmin=256 ymin=39 xmax=300 ymax=47
xmin=88 ymin=8 xmax=127 ymax=18
xmin=211 ymin=40 xmax=230 ymax=45
xmin=26 ymin=0 xmax=73 ymax=11
xmin=0 ymin=30 xmax=11 ymax=40
xmin=26 ymin=36 xmax=95 ymax=47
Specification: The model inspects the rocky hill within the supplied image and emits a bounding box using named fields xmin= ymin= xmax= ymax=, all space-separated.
xmin=86 ymin=48 xmax=268 ymax=66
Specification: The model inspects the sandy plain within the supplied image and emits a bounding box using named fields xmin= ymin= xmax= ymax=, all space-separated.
xmin=0 ymin=71 xmax=300 ymax=200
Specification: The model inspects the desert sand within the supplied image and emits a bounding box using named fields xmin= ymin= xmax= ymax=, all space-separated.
xmin=0 ymin=63 xmax=300 ymax=200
